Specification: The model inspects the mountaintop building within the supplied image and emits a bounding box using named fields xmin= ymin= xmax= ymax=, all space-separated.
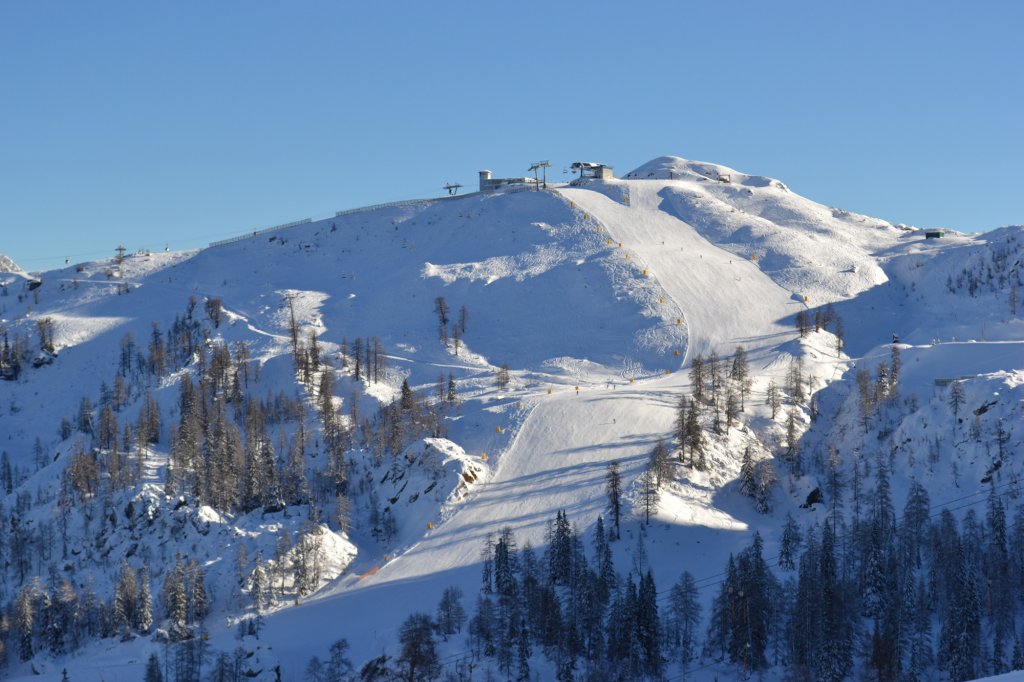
xmin=478 ymin=170 xmax=534 ymax=192
xmin=571 ymin=162 xmax=614 ymax=180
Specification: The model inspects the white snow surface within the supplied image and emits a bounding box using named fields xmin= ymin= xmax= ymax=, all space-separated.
xmin=1 ymin=156 xmax=1022 ymax=679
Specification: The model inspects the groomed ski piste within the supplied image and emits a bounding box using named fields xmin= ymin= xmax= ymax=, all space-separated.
xmin=1 ymin=156 xmax=1021 ymax=680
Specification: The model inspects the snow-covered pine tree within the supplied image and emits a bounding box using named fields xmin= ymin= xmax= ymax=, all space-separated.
xmin=112 ymin=560 xmax=138 ymax=638
xmin=778 ymin=513 xmax=802 ymax=571
xmin=137 ymin=565 xmax=153 ymax=634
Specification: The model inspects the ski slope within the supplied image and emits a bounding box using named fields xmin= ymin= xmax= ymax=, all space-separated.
xmin=560 ymin=181 xmax=799 ymax=365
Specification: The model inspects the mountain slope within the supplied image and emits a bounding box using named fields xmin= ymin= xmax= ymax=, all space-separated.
xmin=1 ymin=156 xmax=1021 ymax=680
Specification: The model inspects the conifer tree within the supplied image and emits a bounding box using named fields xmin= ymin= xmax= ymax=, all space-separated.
xmin=77 ymin=396 xmax=94 ymax=434
xmin=495 ymin=363 xmax=510 ymax=389
xmin=446 ymin=373 xmax=457 ymax=403
xmin=725 ymin=385 xmax=740 ymax=431
xmin=985 ymin=487 xmax=1013 ymax=642
xmin=688 ymin=353 xmax=706 ymax=404
xmin=665 ymin=571 xmax=701 ymax=666
xmin=138 ymin=565 xmax=153 ymax=634
xmin=795 ymin=310 xmax=809 ymax=337
xmin=730 ymin=345 xmax=751 ymax=410
xmin=707 ymin=350 xmax=723 ymax=401
xmin=686 ymin=398 xmax=706 ymax=470
xmin=649 ymin=438 xmax=670 ymax=486
xmin=949 ymin=380 xmax=966 ymax=420
xmin=144 ymin=652 xmax=163 ymax=682
xmin=605 ymin=461 xmax=622 ymax=540
xmin=788 ymin=361 xmax=805 ymax=408
xmin=593 ymin=516 xmax=615 ymax=600
xmin=738 ymin=447 xmax=756 ymax=499
xmin=754 ymin=460 xmax=776 ymax=514
xmin=706 ymin=556 xmax=736 ymax=661
xmin=399 ymin=378 xmax=415 ymax=412
xmin=637 ymin=570 xmax=662 ymax=678
xmin=436 ymin=586 xmax=467 ymax=638
xmin=250 ymin=555 xmax=268 ymax=613
xmin=434 ymin=297 xmax=450 ymax=344
xmin=889 ymin=342 xmax=902 ymax=388
xmin=113 ymin=560 xmax=138 ymax=637
xmin=397 ymin=612 xmax=441 ymax=682
xmin=305 ymin=656 xmax=325 ymax=682
xmin=15 ymin=585 xmax=34 ymax=661
xmin=816 ymin=522 xmax=852 ymax=682
xmin=546 ymin=512 xmax=571 ymax=586
xmin=675 ymin=394 xmax=688 ymax=458
xmin=939 ymin=544 xmax=982 ymax=682
xmin=766 ymin=379 xmax=780 ymax=419
xmin=639 ymin=467 xmax=659 ymax=524
xmin=516 ymin=619 xmax=531 ymax=682
xmin=326 ymin=638 xmax=354 ymax=681
xmin=778 ymin=513 xmax=802 ymax=571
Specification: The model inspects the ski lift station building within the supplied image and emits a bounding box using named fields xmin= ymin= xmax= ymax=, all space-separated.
xmin=478 ymin=169 xmax=535 ymax=192
xmin=571 ymin=162 xmax=614 ymax=180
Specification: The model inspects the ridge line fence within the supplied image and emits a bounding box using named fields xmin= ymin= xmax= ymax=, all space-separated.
xmin=208 ymin=218 xmax=312 ymax=248
xmin=208 ymin=184 xmax=546 ymax=249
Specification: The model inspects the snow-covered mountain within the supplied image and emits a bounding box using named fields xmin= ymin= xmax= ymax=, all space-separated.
xmin=0 ymin=156 xmax=1021 ymax=681
xmin=0 ymin=253 xmax=23 ymax=274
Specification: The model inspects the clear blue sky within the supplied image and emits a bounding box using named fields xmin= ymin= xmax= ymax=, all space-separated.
xmin=1 ymin=1 xmax=1021 ymax=271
